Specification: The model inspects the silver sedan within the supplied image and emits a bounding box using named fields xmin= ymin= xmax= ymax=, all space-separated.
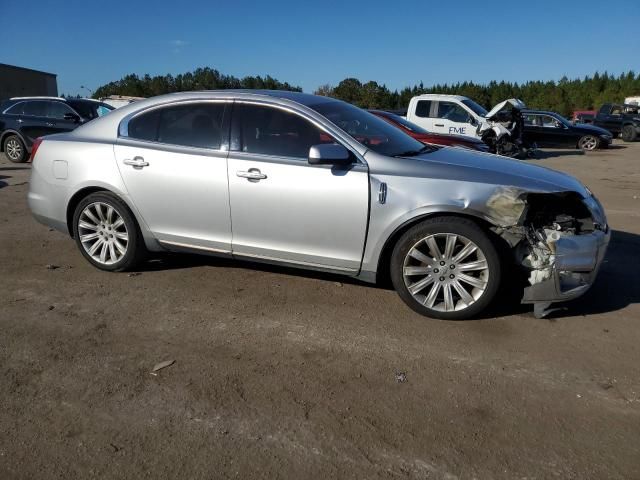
xmin=28 ymin=91 xmax=610 ymax=319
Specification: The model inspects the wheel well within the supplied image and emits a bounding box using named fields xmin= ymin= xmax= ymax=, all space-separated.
xmin=66 ymin=187 xmax=108 ymax=237
xmin=375 ymin=212 xmax=502 ymax=286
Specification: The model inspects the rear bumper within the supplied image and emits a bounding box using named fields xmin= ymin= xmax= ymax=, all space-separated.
xmin=27 ymin=163 xmax=69 ymax=235
xmin=522 ymin=229 xmax=611 ymax=305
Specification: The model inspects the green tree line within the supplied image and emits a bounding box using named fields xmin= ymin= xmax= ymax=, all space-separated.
xmin=93 ymin=67 xmax=301 ymax=99
xmin=317 ymin=72 xmax=640 ymax=116
xmin=93 ymin=68 xmax=640 ymax=117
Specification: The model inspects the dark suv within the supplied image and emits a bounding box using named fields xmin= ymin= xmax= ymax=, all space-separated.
xmin=593 ymin=103 xmax=640 ymax=141
xmin=0 ymin=97 xmax=114 ymax=162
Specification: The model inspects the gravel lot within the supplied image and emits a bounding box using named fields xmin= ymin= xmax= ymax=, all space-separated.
xmin=1 ymin=143 xmax=639 ymax=479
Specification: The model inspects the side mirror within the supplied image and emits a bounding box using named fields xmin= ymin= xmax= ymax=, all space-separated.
xmin=64 ymin=112 xmax=81 ymax=123
xmin=308 ymin=144 xmax=352 ymax=166
xmin=468 ymin=117 xmax=478 ymax=127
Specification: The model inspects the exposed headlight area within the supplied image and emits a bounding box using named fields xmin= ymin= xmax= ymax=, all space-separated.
xmin=583 ymin=194 xmax=608 ymax=232
xmin=488 ymin=189 xmax=611 ymax=317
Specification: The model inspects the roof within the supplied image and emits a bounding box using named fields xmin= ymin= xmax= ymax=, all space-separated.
xmin=0 ymin=63 xmax=57 ymax=77
xmin=163 ymin=89 xmax=340 ymax=107
xmin=521 ymin=109 xmax=563 ymax=116
xmin=411 ymin=94 xmax=469 ymax=101
xmin=10 ymin=96 xmax=65 ymax=101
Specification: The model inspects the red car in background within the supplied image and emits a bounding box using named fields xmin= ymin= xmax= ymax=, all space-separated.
xmin=571 ymin=110 xmax=596 ymax=124
xmin=369 ymin=110 xmax=490 ymax=152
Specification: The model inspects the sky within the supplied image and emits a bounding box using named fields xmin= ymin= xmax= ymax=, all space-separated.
xmin=1 ymin=0 xmax=639 ymax=97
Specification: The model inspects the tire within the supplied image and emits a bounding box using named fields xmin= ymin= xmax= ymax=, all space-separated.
xmin=3 ymin=135 xmax=27 ymax=163
xmin=72 ymin=192 xmax=146 ymax=271
xmin=621 ymin=125 xmax=637 ymax=142
xmin=578 ymin=135 xmax=599 ymax=151
xmin=390 ymin=216 xmax=501 ymax=320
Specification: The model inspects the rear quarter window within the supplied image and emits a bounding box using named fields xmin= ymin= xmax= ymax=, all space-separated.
xmin=415 ymin=100 xmax=432 ymax=118
xmin=3 ymin=102 xmax=24 ymax=115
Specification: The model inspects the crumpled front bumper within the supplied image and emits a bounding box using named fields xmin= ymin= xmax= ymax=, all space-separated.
xmin=522 ymin=228 xmax=611 ymax=308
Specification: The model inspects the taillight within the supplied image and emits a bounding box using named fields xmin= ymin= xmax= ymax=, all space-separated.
xmin=29 ymin=137 xmax=43 ymax=163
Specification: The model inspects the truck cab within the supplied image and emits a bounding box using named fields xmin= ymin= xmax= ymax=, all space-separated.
xmin=593 ymin=103 xmax=640 ymax=141
xmin=406 ymin=94 xmax=487 ymax=139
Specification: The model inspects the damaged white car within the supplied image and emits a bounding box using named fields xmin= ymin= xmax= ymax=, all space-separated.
xmin=406 ymin=95 xmax=529 ymax=157
xmin=27 ymin=91 xmax=609 ymax=320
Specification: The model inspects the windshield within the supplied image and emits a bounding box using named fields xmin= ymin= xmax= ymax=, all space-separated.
xmin=461 ymin=99 xmax=488 ymax=117
xmin=310 ymin=101 xmax=430 ymax=157
xmin=550 ymin=112 xmax=572 ymax=127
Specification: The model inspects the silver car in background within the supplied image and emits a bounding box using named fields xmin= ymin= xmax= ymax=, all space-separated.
xmin=28 ymin=90 xmax=610 ymax=319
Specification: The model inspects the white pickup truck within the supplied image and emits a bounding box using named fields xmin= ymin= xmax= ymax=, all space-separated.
xmin=406 ymin=94 xmax=491 ymax=139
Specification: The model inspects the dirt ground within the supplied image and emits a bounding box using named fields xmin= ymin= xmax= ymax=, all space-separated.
xmin=1 ymin=141 xmax=639 ymax=479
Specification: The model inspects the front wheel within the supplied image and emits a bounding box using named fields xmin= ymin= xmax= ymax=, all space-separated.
xmin=621 ymin=125 xmax=637 ymax=142
xmin=72 ymin=192 xmax=146 ymax=271
xmin=390 ymin=216 xmax=501 ymax=320
xmin=578 ymin=135 xmax=599 ymax=151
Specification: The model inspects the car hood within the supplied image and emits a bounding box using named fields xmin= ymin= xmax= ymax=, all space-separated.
xmin=485 ymin=98 xmax=527 ymax=119
xmin=367 ymin=146 xmax=589 ymax=197
xmin=572 ymin=123 xmax=612 ymax=135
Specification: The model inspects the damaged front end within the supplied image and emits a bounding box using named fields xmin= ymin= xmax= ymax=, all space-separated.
xmin=488 ymin=187 xmax=610 ymax=318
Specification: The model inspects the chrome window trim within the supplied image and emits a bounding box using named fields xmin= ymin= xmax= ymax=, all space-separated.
xmin=116 ymin=135 xmax=231 ymax=157
xmin=119 ymin=99 xmax=230 ymax=136
xmin=227 ymin=150 xmax=368 ymax=171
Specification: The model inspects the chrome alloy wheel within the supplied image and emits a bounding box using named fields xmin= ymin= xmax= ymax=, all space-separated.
xmin=78 ymin=202 xmax=129 ymax=265
xmin=6 ymin=138 xmax=22 ymax=161
xmin=579 ymin=135 xmax=598 ymax=151
xmin=402 ymin=233 xmax=489 ymax=312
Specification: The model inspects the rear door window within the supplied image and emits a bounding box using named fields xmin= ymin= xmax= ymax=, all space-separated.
xmin=22 ymin=101 xmax=48 ymax=117
xmin=127 ymin=102 xmax=226 ymax=149
xmin=48 ymin=101 xmax=77 ymax=119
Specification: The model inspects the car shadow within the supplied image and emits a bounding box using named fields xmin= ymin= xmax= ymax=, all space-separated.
xmin=533 ymin=149 xmax=585 ymax=159
xmin=139 ymin=253 xmax=380 ymax=288
xmin=559 ymin=230 xmax=640 ymax=316
xmin=483 ymin=229 xmax=640 ymax=320
xmin=134 ymin=229 xmax=638 ymax=319
xmin=0 ymin=166 xmax=31 ymax=171
xmin=0 ymin=175 xmax=9 ymax=189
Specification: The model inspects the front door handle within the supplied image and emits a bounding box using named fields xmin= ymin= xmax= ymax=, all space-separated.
xmin=434 ymin=123 xmax=445 ymax=127
xmin=46 ymin=122 xmax=55 ymax=127
xmin=123 ymin=156 xmax=149 ymax=168
xmin=237 ymin=169 xmax=267 ymax=181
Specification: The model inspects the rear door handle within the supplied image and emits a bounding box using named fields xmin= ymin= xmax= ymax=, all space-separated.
xmin=123 ymin=156 xmax=149 ymax=168
xmin=46 ymin=122 xmax=55 ymax=127
xmin=434 ymin=123 xmax=445 ymax=127
xmin=237 ymin=169 xmax=267 ymax=181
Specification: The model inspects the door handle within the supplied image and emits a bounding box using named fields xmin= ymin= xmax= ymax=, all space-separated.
xmin=434 ymin=123 xmax=445 ymax=127
xmin=46 ymin=122 xmax=55 ymax=127
xmin=237 ymin=169 xmax=267 ymax=181
xmin=123 ymin=156 xmax=149 ymax=168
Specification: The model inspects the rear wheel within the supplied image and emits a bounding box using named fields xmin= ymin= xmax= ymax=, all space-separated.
xmin=578 ymin=135 xmax=599 ymax=151
xmin=621 ymin=125 xmax=637 ymax=142
xmin=390 ymin=216 xmax=501 ymax=320
xmin=72 ymin=192 xmax=146 ymax=271
xmin=3 ymin=135 xmax=27 ymax=163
